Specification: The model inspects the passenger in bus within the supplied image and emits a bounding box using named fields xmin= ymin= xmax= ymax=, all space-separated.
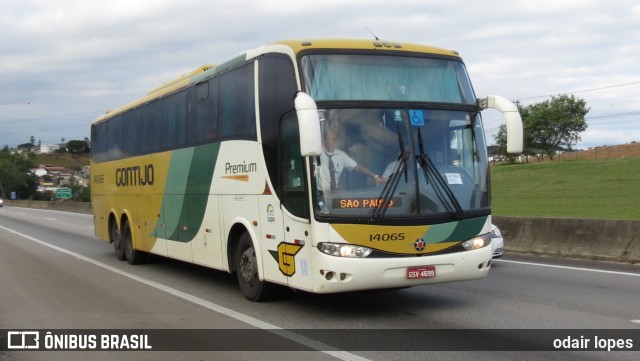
xmin=317 ymin=129 xmax=387 ymax=192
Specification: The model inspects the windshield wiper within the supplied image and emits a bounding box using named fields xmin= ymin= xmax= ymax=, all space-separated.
xmin=416 ymin=128 xmax=465 ymax=218
xmin=372 ymin=125 xmax=410 ymax=222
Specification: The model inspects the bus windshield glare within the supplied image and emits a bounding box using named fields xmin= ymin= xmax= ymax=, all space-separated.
xmin=301 ymin=54 xmax=476 ymax=103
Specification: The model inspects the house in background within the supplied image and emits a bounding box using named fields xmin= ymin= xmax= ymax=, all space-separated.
xmin=39 ymin=144 xmax=60 ymax=154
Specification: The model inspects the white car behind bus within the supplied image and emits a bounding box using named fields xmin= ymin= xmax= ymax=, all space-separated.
xmin=491 ymin=224 xmax=504 ymax=258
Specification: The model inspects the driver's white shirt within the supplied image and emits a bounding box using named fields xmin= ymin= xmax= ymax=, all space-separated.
xmin=317 ymin=148 xmax=357 ymax=191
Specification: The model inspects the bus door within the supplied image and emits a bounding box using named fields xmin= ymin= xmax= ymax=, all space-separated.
xmin=276 ymin=112 xmax=313 ymax=290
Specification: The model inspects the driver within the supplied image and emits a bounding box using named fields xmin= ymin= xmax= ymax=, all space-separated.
xmin=317 ymin=129 xmax=387 ymax=192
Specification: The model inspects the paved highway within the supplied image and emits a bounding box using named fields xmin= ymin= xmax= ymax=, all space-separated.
xmin=0 ymin=206 xmax=638 ymax=361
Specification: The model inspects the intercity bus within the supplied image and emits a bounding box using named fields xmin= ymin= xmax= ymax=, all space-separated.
xmin=90 ymin=38 xmax=522 ymax=301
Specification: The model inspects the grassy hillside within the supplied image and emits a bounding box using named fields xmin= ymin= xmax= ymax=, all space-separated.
xmin=32 ymin=153 xmax=90 ymax=171
xmin=491 ymin=158 xmax=640 ymax=220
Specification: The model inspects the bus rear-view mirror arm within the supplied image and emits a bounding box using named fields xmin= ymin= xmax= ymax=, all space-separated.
xmin=478 ymin=95 xmax=523 ymax=154
xmin=295 ymin=92 xmax=323 ymax=157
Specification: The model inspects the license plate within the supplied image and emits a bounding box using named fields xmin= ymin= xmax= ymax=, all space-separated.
xmin=407 ymin=265 xmax=436 ymax=279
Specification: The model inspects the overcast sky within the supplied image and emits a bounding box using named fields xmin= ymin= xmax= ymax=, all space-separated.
xmin=1 ymin=0 xmax=638 ymax=150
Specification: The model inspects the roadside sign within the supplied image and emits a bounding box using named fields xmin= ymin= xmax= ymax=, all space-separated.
xmin=56 ymin=187 xmax=72 ymax=199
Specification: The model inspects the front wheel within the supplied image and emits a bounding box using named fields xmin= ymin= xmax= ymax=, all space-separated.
xmin=236 ymin=233 xmax=273 ymax=302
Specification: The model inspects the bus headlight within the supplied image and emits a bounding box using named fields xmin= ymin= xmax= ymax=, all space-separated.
xmin=461 ymin=233 xmax=492 ymax=250
xmin=318 ymin=243 xmax=373 ymax=258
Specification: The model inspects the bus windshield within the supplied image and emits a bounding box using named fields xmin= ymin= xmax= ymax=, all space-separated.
xmin=312 ymin=108 xmax=489 ymax=219
xmin=301 ymin=53 xmax=476 ymax=104
xmin=302 ymin=53 xmax=488 ymax=220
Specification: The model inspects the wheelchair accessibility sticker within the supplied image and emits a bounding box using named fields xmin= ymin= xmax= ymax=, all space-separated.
xmin=409 ymin=110 xmax=425 ymax=126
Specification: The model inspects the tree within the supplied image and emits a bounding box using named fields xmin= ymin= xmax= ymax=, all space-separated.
xmin=521 ymin=95 xmax=589 ymax=160
xmin=0 ymin=152 xmax=38 ymax=199
xmin=67 ymin=140 xmax=90 ymax=154
xmin=494 ymin=124 xmax=524 ymax=163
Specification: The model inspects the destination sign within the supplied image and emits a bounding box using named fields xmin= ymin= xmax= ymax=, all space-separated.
xmin=332 ymin=198 xmax=402 ymax=209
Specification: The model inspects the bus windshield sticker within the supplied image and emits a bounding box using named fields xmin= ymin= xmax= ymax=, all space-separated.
xmin=409 ymin=109 xmax=425 ymax=126
xmin=445 ymin=173 xmax=463 ymax=185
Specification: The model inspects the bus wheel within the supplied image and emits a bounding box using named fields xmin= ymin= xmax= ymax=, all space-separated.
xmin=122 ymin=219 xmax=144 ymax=265
xmin=110 ymin=220 xmax=126 ymax=261
xmin=236 ymin=233 xmax=272 ymax=302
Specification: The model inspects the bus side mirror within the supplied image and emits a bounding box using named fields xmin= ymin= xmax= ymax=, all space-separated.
xmin=295 ymin=92 xmax=323 ymax=157
xmin=478 ymin=95 xmax=523 ymax=154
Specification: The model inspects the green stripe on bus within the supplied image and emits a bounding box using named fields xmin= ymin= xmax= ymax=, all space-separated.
xmin=425 ymin=216 xmax=487 ymax=243
xmin=153 ymin=143 xmax=220 ymax=242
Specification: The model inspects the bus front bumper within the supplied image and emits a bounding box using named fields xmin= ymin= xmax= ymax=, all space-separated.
xmin=310 ymin=246 xmax=493 ymax=294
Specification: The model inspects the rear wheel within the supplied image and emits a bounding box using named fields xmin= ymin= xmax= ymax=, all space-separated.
xmin=122 ymin=219 xmax=145 ymax=265
xmin=110 ymin=219 xmax=125 ymax=261
xmin=236 ymin=233 xmax=273 ymax=301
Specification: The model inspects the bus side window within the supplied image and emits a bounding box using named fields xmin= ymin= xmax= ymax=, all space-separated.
xmin=162 ymin=91 xmax=187 ymax=149
xmin=122 ymin=109 xmax=141 ymax=157
xmin=141 ymin=102 xmax=162 ymax=154
xmin=258 ymin=54 xmax=298 ymax=199
xmin=207 ymin=78 xmax=219 ymax=140
xmin=218 ymin=63 xmax=256 ymax=139
xmin=280 ymin=112 xmax=308 ymax=219
xmin=188 ymin=81 xmax=214 ymax=144
xmin=91 ymin=123 xmax=108 ymax=162
xmin=107 ymin=116 xmax=123 ymax=160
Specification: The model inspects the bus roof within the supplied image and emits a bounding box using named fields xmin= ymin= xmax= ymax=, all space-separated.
xmin=269 ymin=38 xmax=460 ymax=58
xmin=92 ymin=64 xmax=214 ymax=124
xmin=91 ymin=38 xmax=460 ymax=125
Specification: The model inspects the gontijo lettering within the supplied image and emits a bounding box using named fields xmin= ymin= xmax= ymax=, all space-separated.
xmin=116 ymin=164 xmax=154 ymax=187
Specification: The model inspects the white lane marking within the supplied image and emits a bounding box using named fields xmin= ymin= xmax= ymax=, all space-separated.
xmin=9 ymin=207 xmax=94 ymax=229
xmin=494 ymin=259 xmax=640 ymax=277
xmin=6 ymin=206 xmax=92 ymax=218
xmin=0 ymin=224 xmax=369 ymax=361
xmin=631 ymin=320 xmax=640 ymax=324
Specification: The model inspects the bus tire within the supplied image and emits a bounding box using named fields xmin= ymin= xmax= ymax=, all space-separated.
xmin=110 ymin=219 xmax=126 ymax=261
xmin=122 ymin=219 xmax=144 ymax=265
xmin=236 ymin=232 xmax=273 ymax=302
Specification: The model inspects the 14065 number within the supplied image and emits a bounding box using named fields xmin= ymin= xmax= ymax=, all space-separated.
xmin=369 ymin=233 xmax=405 ymax=242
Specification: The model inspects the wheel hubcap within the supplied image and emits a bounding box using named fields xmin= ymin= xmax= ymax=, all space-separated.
xmin=239 ymin=248 xmax=256 ymax=283
xmin=112 ymin=226 xmax=121 ymax=246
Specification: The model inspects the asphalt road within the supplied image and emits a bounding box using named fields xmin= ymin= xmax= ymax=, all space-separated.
xmin=0 ymin=206 xmax=638 ymax=361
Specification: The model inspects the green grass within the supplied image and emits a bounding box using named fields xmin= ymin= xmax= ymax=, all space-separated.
xmin=490 ymin=158 xmax=640 ymax=220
